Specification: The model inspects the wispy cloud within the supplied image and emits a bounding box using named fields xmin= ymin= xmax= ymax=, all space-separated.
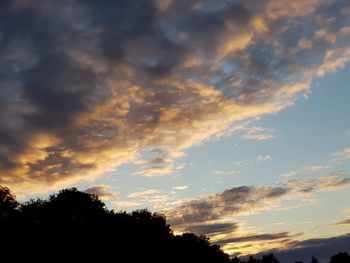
xmin=113 ymin=200 xmax=142 ymax=209
xmin=84 ymin=185 xmax=115 ymax=200
xmin=127 ymin=189 xmax=160 ymax=198
xmin=240 ymin=126 xmax=274 ymax=141
xmin=186 ymin=222 xmax=240 ymax=236
xmin=172 ymin=185 xmax=189 ymax=191
xmin=257 ymin=155 xmax=272 ymax=162
xmin=334 ymin=219 xmax=350 ymax=225
xmin=214 ymin=170 xmax=238 ymax=176
xmin=331 ymin=147 xmax=350 ymax=162
xmin=303 ymin=165 xmax=330 ymax=171
xmin=218 ymin=232 xmax=294 ymax=245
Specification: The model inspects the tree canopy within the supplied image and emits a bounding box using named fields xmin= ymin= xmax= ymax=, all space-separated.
xmin=0 ymin=186 xmax=349 ymax=263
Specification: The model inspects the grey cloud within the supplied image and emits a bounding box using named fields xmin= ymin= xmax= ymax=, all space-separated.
xmin=185 ymin=222 xmax=240 ymax=236
xmin=23 ymin=52 xmax=97 ymax=129
xmin=266 ymin=187 xmax=290 ymax=198
xmin=259 ymin=233 xmax=350 ymax=263
xmin=168 ymin=185 xmax=291 ymax=227
xmin=84 ymin=185 xmax=114 ymax=199
xmin=169 ymin=171 xmax=350 ymax=229
xmin=219 ymin=232 xmax=292 ymax=245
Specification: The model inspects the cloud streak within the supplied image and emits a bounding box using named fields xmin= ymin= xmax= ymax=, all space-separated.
xmin=84 ymin=185 xmax=115 ymax=200
xmin=334 ymin=219 xmax=350 ymax=225
xmin=265 ymin=233 xmax=350 ymax=263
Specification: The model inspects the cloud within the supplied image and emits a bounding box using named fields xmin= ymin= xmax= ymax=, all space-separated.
xmin=262 ymin=233 xmax=350 ymax=263
xmin=298 ymin=38 xmax=313 ymax=50
xmin=214 ymin=170 xmax=237 ymax=176
xmin=168 ymin=185 xmax=291 ymax=227
xmin=165 ymin=171 xmax=349 ymax=256
xmin=113 ymin=200 xmax=142 ymax=209
xmin=343 ymin=7 xmax=350 ymax=15
xmin=334 ymin=219 xmax=350 ymax=225
xmin=266 ymin=0 xmax=320 ymax=19
xmin=172 ymin=185 xmax=189 ymax=190
xmin=168 ymin=171 xmax=350 ymax=228
xmin=240 ymin=126 xmax=274 ymax=141
xmin=302 ymin=165 xmax=329 ymax=171
xmin=221 ymin=231 xmax=350 ymax=260
xmin=281 ymin=171 xmax=298 ymax=178
xmin=242 ymin=133 xmax=274 ymax=141
xmin=132 ymin=150 xmax=186 ymax=176
xmin=127 ymin=189 xmax=160 ymax=198
xmin=1 ymin=0 xmax=350 ymax=191
xmin=286 ymin=170 xmax=350 ymax=193
xmin=331 ymin=147 xmax=350 ymax=162
xmin=84 ymin=185 xmax=115 ymax=200
xmin=218 ymin=232 xmax=293 ymax=245
xmin=317 ymin=48 xmax=350 ymax=76
xmin=341 ymin=207 xmax=350 ymax=215
xmin=185 ymin=222 xmax=240 ymax=236
xmin=340 ymin=27 xmax=350 ymax=37
xmin=257 ymin=155 xmax=272 ymax=162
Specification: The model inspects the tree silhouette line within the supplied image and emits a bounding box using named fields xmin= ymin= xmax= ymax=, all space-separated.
xmin=0 ymin=185 xmax=349 ymax=262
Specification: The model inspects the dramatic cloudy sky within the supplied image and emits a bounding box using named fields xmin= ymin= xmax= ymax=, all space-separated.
xmin=1 ymin=0 xmax=350 ymax=261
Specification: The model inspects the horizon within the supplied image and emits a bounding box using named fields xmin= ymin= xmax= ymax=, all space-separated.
xmin=0 ymin=0 xmax=349 ymax=261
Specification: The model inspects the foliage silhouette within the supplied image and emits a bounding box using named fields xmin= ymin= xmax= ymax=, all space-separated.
xmin=262 ymin=253 xmax=280 ymax=263
xmin=0 ymin=186 xmax=18 ymax=218
xmin=0 ymin=186 xmax=349 ymax=262
xmin=248 ymin=255 xmax=261 ymax=263
xmin=311 ymin=256 xmax=320 ymax=263
xmin=329 ymin=253 xmax=350 ymax=263
xmin=0 ymin=186 xmax=229 ymax=262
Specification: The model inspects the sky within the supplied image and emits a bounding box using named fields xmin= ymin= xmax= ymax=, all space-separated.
xmin=0 ymin=0 xmax=350 ymax=261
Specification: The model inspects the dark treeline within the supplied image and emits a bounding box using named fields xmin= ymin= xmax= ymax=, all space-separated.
xmin=0 ymin=186 xmax=349 ymax=262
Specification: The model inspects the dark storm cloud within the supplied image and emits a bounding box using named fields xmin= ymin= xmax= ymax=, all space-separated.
xmin=0 ymin=0 xmax=349 ymax=191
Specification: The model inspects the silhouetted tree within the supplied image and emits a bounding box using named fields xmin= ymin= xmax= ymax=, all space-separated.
xmin=329 ymin=252 xmax=350 ymax=263
xmin=310 ymin=255 xmax=319 ymax=263
xmin=1 ymin=185 xmax=349 ymax=263
xmin=261 ymin=253 xmax=279 ymax=263
xmin=0 ymin=186 xmax=18 ymax=218
xmin=0 ymin=185 xmax=230 ymax=262
xmin=248 ymin=255 xmax=261 ymax=263
xmin=232 ymin=256 xmax=242 ymax=263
